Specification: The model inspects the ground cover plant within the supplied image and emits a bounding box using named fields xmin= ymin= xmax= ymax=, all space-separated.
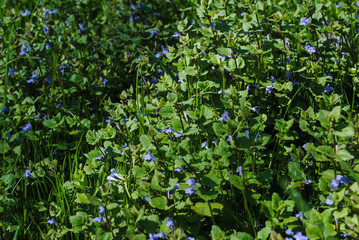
xmin=1 ymin=0 xmax=359 ymax=239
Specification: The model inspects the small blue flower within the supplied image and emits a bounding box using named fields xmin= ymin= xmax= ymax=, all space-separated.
xmin=92 ymin=215 xmax=104 ymax=223
xmin=299 ymin=17 xmax=310 ymax=26
xmin=186 ymin=178 xmax=197 ymax=187
xmin=24 ymin=169 xmax=32 ymax=178
xmin=8 ymin=68 xmax=16 ymax=76
xmin=99 ymin=206 xmax=105 ymax=216
xmin=23 ymin=123 xmax=32 ymax=132
xmin=330 ymin=178 xmax=340 ymax=191
xmin=293 ymin=232 xmax=309 ymax=240
xmin=106 ymin=118 xmax=113 ymax=123
xmin=305 ymin=179 xmax=312 ymax=185
xmin=326 ymin=195 xmax=334 ymax=205
xmin=79 ymin=24 xmax=86 ymax=31
xmin=43 ymin=26 xmax=49 ymax=35
xmin=295 ymin=211 xmax=303 ymax=219
xmin=185 ymin=187 xmax=196 ymax=195
xmin=20 ymin=45 xmax=31 ymax=56
xmin=56 ymin=103 xmax=63 ymax=108
xmin=266 ymin=85 xmax=274 ymax=93
xmin=324 ymin=84 xmax=333 ymax=93
xmin=236 ymin=166 xmax=243 ymax=178
xmin=144 ymin=151 xmax=156 ymax=161
xmin=0 ymin=106 xmax=8 ymax=113
xmin=218 ymin=111 xmax=229 ymax=122
xmin=172 ymin=32 xmax=181 ymax=37
xmin=47 ymin=218 xmax=57 ymax=225
xmin=166 ymin=217 xmax=175 ymax=231
xmin=107 ymin=169 xmax=124 ymax=182
xmin=174 ymin=168 xmax=183 ymax=173
xmin=46 ymin=77 xmax=52 ymax=83
xmin=20 ymin=9 xmax=31 ymax=16
xmin=144 ymin=196 xmax=151 ymax=201
xmin=175 ymin=131 xmax=182 ymax=138
xmin=286 ymin=72 xmax=292 ymax=79
xmin=286 ymin=228 xmax=294 ymax=235
xmin=226 ymin=135 xmax=233 ymax=142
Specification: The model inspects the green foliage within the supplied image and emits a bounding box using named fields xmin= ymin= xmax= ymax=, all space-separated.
xmin=1 ymin=0 xmax=359 ymax=239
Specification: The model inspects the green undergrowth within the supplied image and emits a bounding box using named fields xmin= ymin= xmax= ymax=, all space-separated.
xmin=1 ymin=0 xmax=359 ymax=239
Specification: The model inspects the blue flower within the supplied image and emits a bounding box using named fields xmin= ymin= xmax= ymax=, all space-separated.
xmin=24 ymin=169 xmax=32 ymax=178
xmin=149 ymin=231 xmax=166 ymax=240
xmin=326 ymin=195 xmax=334 ymax=205
xmin=236 ymin=166 xmax=243 ymax=178
xmin=252 ymin=106 xmax=258 ymax=113
xmin=337 ymin=175 xmax=350 ymax=185
xmin=0 ymin=106 xmax=8 ymax=113
xmin=324 ymin=84 xmax=333 ymax=93
xmin=92 ymin=215 xmax=104 ymax=223
xmin=218 ymin=111 xmax=229 ymax=122
xmin=23 ymin=123 xmax=32 ymax=132
xmin=185 ymin=187 xmax=196 ymax=195
xmin=175 ymin=131 xmax=182 ymax=138
xmin=174 ymin=168 xmax=183 ymax=173
xmin=20 ymin=9 xmax=31 ymax=16
xmin=305 ymin=179 xmax=312 ymax=185
xmin=144 ymin=151 xmax=156 ymax=161
xmin=47 ymin=218 xmax=57 ymax=225
xmin=293 ymin=232 xmax=309 ymax=240
xmin=43 ymin=26 xmax=49 ymax=35
xmin=144 ymin=196 xmax=151 ymax=201
xmin=166 ymin=217 xmax=175 ymax=231
xmin=286 ymin=72 xmax=292 ymax=79
xmin=79 ymin=24 xmax=86 ymax=31
xmin=46 ymin=77 xmax=52 ymax=83
xmin=299 ymin=17 xmax=310 ymax=26
xmin=172 ymin=32 xmax=181 ymax=37
xmin=186 ymin=178 xmax=197 ymax=187
xmin=329 ymin=178 xmax=340 ymax=191
xmin=286 ymin=228 xmax=294 ymax=235
xmin=295 ymin=211 xmax=303 ymax=219
xmin=20 ymin=45 xmax=31 ymax=56
xmin=8 ymin=68 xmax=16 ymax=76
xmin=266 ymin=85 xmax=274 ymax=93
xmin=270 ymin=76 xmax=275 ymax=83
xmin=304 ymin=42 xmax=316 ymax=53
xmin=99 ymin=206 xmax=105 ymax=216
xmin=226 ymin=135 xmax=232 ymax=142
xmin=107 ymin=169 xmax=124 ymax=182
xmin=56 ymin=103 xmax=63 ymax=108
xmin=106 ymin=118 xmax=113 ymax=123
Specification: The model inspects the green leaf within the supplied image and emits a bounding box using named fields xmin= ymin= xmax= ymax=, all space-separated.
xmin=96 ymin=226 xmax=113 ymax=240
xmin=191 ymin=202 xmax=223 ymax=216
xmin=200 ymin=27 xmax=214 ymax=38
xmin=1 ymin=174 xmax=16 ymax=190
xmin=288 ymin=162 xmax=306 ymax=181
xmin=159 ymin=106 xmax=175 ymax=118
xmin=43 ymin=119 xmax=57 ymax=128
xmin=213 ymin=122 xmax=227 ymax=136
xmin=229 ymin=174 xmax=244 ymax=190
xmin=149 ymin=196 xmax=167 ymax=210
xmin=257 ymin=226 xmax=271 ymax=240
xmin=202 ymin=172 xmax=220 ymax=187
xmin=69 ymin=212 xmax=88 ymax=233
xmin=211 ymin=225 xmax=225 ymax=240
xmin=197 ymin=189 xmax=218 ymax=201
xmin=179 ymin=137 xmax=191 ymax=153
xmin=214 ymin=139 xmax=232 ymax=157
xmin=185 ymin=66 xmax=197 ymax=76
xmin=75 ymin=193 xmax=91 ymax=204
xmin=140 ymin=135 xmax=152 ymax=150
xmin=217 ymin=47 xmax=232 ymax=56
